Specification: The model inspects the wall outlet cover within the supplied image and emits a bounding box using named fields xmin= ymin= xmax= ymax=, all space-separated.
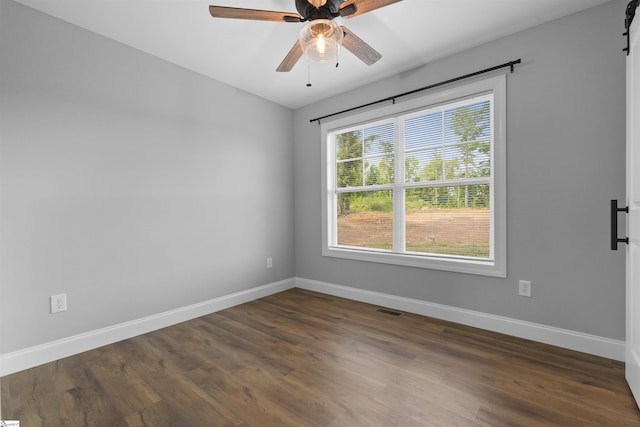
xmin=51 ymin=294 xmax=67 ymax=313
xmin=519 ymin=280 xmax=532 ymax=297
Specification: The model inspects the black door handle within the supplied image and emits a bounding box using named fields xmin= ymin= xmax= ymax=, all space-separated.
xmin=611 ymin=199 xmax=629 ymax=250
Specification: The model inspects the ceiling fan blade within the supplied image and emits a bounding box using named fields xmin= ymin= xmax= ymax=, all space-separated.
xmin=276 ymin=41 xmax=303 ymax=72
xmin=209 ymin=6 xmax=302 ymax=23
xmin=339 ymin=0 xmax=402 ymax=18
xmin=340 ymin=26 xmax=381 ymax=66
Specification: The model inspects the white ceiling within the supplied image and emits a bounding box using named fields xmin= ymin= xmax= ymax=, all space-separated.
xmin=14 ymin=0 xmax=611 ymax=109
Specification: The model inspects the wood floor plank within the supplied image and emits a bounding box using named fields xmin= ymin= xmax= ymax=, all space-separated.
xmin=2 ymin=288 xmax=639 ymax=426
xmin=186 ymin=363 xmax=308 ymax=427
xmin=124 ymin=400 xmax=195 ymax=427
xmin=80 ymin=346 xmax=161 ymax=415
xmin=112 ymin=334 xmax=244 ymax=426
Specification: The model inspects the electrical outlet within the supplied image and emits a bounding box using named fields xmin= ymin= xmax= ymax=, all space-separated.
xmin=518 ymin=280 xmax=532 ymax=297
xmin=267 ymin=257 xmax=273 ymax=268
xmin=50 ymin=293 xmax=67 ymax=313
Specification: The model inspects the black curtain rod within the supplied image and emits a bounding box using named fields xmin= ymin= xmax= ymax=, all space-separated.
xmin=309 ymin=58 xmax=522 ymax=124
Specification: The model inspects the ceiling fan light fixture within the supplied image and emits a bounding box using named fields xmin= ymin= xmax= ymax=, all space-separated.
xmin=299 ymin=19 xmax=343 ymax=63
xmin=308 ymin=0 xmax=327 ymax=7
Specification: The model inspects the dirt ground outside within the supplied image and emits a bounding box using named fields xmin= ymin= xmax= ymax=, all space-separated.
xmin=337 ymin=208 xmax=490 ymax=258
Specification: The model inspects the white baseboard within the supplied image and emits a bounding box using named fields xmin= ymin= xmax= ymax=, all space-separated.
xmin=295 ymin=277 xmax=625 ymax=362
xmin=1 ymin=276 xmax=624 ymax=377
xmin=0 ymin=278 xmax=295 ymax=377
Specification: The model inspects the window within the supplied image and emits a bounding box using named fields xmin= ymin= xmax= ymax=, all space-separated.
xmin=321 ymin=75 xmax=506 ymax=277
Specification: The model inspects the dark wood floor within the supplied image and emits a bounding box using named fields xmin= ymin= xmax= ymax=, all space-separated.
xmin=2 ymin=288 xmax=639 ymax=426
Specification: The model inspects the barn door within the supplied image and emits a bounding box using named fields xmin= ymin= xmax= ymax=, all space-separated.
xmin=625 ymin=0 xmax=640 ymax=407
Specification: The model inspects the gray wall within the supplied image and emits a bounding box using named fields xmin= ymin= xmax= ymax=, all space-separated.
xmin=0 ymin=0 xmax=295 ymax=354
xmin=294 ymin=0 xmax=627 ymax=340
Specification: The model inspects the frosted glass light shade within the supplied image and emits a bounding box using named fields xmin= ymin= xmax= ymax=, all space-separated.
xmin=299 ymin=19 xmax=343 ymax=63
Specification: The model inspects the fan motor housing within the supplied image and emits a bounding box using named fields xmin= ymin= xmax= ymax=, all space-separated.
xmin=295 ymin=0 xmax=343 ymax=20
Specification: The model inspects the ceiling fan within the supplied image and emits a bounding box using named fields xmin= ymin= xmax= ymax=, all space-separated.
xmin=209 ymin=0 xmax=402 ymax=72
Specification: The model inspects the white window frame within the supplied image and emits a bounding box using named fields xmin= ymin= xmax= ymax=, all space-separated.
xmin=321 ymin=75 xmax=507 ymax=277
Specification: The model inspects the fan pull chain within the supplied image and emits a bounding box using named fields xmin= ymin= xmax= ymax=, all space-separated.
xmin=306 ymin=64 xmax=312 ymax=87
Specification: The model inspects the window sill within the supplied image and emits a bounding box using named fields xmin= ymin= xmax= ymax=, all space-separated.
xmin=322 ymin=245 xmax=506 ymax=277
